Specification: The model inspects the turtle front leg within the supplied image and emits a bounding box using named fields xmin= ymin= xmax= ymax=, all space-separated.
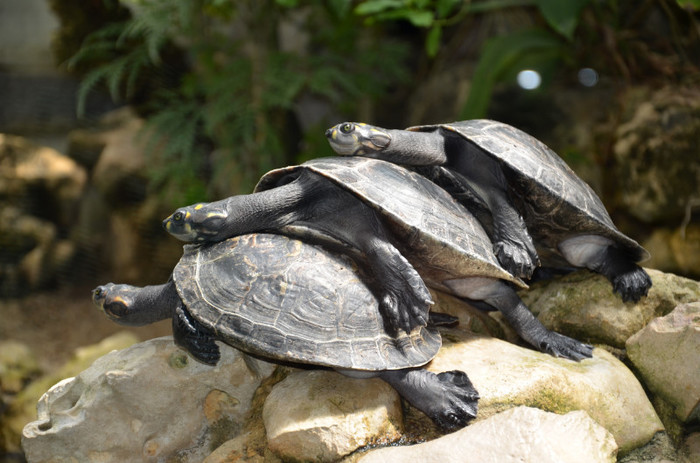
xmin=172 ymin=304 xmax=221 ymax=365
xmin=362 ymin=237 xmax=434 ymax=336
xmin=379 ymin=368 xmax=479 ymax=431
xmin=486 ymin=191 xmax=540 ymax=280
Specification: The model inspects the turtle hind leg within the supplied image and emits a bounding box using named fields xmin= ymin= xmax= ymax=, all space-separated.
xmin=598 ymin=247 xmax=652 ymax=303
xmin=559 ymin=235 xmax=652 ymax=302
xmin=379 ymin=368 xmax=479 ymax=431
xmin=172 ymin=304 xmax=221 ymax=365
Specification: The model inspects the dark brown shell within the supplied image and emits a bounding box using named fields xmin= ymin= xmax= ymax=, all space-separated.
xmin=255 ymin=157 xmax=525 ymax=291
xmin=173 ymin=233 xmax=441 ymax=371
xmin=409 ymin=120 xmax=650 ymax=262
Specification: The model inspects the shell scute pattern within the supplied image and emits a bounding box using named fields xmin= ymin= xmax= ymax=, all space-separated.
xmin=256 ymin=157 xmax=523 ymax=288
xmin=410 ymin=120 xmax=649 ymax=261
xmin=174 ymin=234 xmax=440 ymax=371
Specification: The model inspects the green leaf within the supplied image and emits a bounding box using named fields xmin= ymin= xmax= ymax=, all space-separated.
xmin=426 ymin=24 xmax=442 ymax=57
xmin=354 ymin=0 xmax=404 ymax=15
xmin=275 ymin=0 xmax=299 ymax=7
xmin=460 ymin=28 xmax=563 ymax=119
xmin=436 ymin=0 xmax=461 ymax=18
xmin=535 ymin=0 xmax=590 ymax=40
xmin=327 ymin=0 xmax=353 ymax=18
xmin=676 ymin=0 xmax=700 ymax=9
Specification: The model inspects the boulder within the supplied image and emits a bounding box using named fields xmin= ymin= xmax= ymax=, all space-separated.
xmin=643 ymin=225 xmax=700 ymax=279
xmin=520 ymin=269 xmax=700 ymax=348
xmin=426 ymin=330 xmax=662 ymax=453
xmin=3 ymin=332 xmax=138 ymax=455
xmin=626 ymin=302 xmax=700 ymax=423
xmin=613 ymin=86 xmax=700 ymax=224
xmin=358 ymin=406 xmax=617 ymax=463
xmin=22 ymin=336 xmax=276 ymax=463
xmin=263 ymin=370 xmax=403 ymax=462
xmin=0 ymin=341 xmax=40 ymax=396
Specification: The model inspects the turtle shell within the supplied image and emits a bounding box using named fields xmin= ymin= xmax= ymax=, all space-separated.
xmin=255 ymin=157 xmax=525 ymax=291
xmin=409 ymin=120 xmax=650 ymax=262
xmin=173 ymin=233 xmax=441 ymax=371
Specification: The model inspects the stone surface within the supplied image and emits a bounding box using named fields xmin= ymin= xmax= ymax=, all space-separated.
xmin=626 ymin=302 xmax=700 ymax=423
xmin=2 ymin=332 xmax=139 ymax=454
xmin=644 ymin=225 xmax=700 ymax=279
xmin=0 ymin=341 xmax=40 ymax=396
xmin=358 ymin=406 xmax=617 ymax=463
xmin=263 ymin=370 xmax=403 ymax=462
xmin=22 ymin=337 xmax=275 ymax=463
xmin=520 ymin=269 xmax=700 ymax=348
xmin=613 ymin=86 xmax=700 ymax=224
xmin=426 ymin=330 xmax=663 ymax=454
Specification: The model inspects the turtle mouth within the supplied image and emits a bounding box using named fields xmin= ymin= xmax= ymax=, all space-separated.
xmin=163 ymin=217 xmax=198 ymax=242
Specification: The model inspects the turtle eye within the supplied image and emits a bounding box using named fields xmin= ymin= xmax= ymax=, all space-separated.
xmin=173 ymin=211 xmax=184 ymax=222
xmin=340 ymin=123 xmax=354 ymax=134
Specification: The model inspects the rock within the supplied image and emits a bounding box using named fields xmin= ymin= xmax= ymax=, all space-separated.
xmin=22 ymin=336 xmax=276 ymax=463
xmin=0 ymin=134 xmax=86 ymax=295
xmin=426 ymin=330 xmax=662 ymax=454
xmin=0 ymin=341 xmax=40 ymax=396
xmin=682 ymin=433 xmax=700 ymax=463
xmin=2 ymin=332 xmax=139 ymax=454
xmin=520 ymin=268 xmax=700 ymax=348
xmin=626 ymin=302 xmax=700 ymax=423
xmin=613 ymin=86 xmax=700 ymax=224
xmin=643 ymin=225 xmax=700 ymax=279
xmin=618 ymin=432 xmax=681 ymax=463
xmin=358 ymin=406 xmax=617 ymax=463
xmin=263 ymin=370 xmax=403 ymax=462
xmin=0 ymin=133 xmax=87 ymax=228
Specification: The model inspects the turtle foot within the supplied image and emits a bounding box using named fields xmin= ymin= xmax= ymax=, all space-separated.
xmin=377 ymin=252 xmax=434 ymax=336
xmin=493 ymin=240 xmax=538 ymax=280
xmin=173 ymin=305 xmax=221 ymax=366
xmin=612 ymin=266 xmax=652 ymax=303
xmin=381 ymin=369 xmax=479 ymax=431
xmin=536 ymin=331 xmax=594 ymax=362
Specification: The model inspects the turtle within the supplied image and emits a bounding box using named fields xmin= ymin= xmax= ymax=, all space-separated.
xmin=92 ymin=232 xmax=479 ymax=430
xmin=164 ymin=157 xmax=593 ymax=361
xmin=325 ymin=120 xmax=652 ymax=302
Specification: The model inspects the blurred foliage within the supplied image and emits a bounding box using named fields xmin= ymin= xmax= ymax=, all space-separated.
xmin=66 ymin=0 xmax=411 ymax=204
xmin=62 ymin=0 xmax=700 ymax=205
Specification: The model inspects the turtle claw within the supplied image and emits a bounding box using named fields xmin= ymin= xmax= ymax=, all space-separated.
xmin=537 ymin=331 xmax=594 ymax=362
xmin=373 ymin=248 xmax=433 ymax=336
xmin=612 ymin=267 xmax=652 ymax=303
xmin=380 ymin=368 xmax=478 ymax=431
xmin=432 ymin=370 xmax=480 ymax=430
xmin=493 ymin=240 xmax=538 ymax=280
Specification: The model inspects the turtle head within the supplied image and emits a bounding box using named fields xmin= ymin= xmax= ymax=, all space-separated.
xmin=92 ymin=283 xmax=173 ymax=326
xmin=325 ymin=122 xmax=391 ymax=156
xmin=163 ymin=203 xmax=228 ymax=242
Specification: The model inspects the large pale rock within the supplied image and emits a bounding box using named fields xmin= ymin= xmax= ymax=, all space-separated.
xmin=2 ymin=332 xmax=138 ymax=454
xmin=520 ymin=269 xmax=700 ymax=347
xmin=626 ymin=302 xmax=700 ymax=423
xmin=643 ymin=225 xmax=700 ymax=279
xmin=22 ymin=337 xmax=275 ymax=463
xmin=426 ymin=330 xmax=662 ymax=453
xmin=358 ymin=406 xmax=617 ymax=463
xmin=263 ymin=370 xmax=403 ymax=462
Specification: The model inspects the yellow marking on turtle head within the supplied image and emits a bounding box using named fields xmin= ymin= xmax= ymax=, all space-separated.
xmin=194 ymin=203 xmax=204 ymax=210
xmin=112 ymin=296 xmax=127 ymax=306
xmin=185 ymin=211 xmax=192 ymax=219
xmin=206 ymin=211 xmax=227 ymax=219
